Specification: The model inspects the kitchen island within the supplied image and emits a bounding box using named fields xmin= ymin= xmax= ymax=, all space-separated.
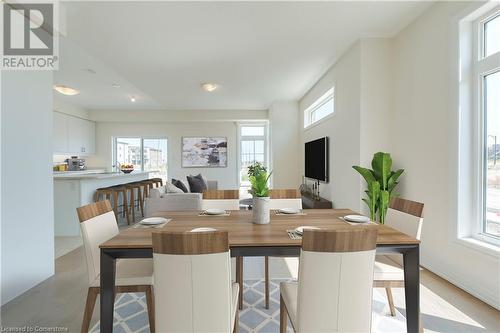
xmin=54 ymin=171 xmax=153 ymax=238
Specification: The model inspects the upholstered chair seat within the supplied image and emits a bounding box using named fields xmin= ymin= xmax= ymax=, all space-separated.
xmin=89 ymin=258 xmax=154 ymax=287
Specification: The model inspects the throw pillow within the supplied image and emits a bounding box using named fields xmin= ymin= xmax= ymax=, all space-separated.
xmin=186 ymin=174 xmax=207 ymax=193
xmin=165 ymin=182 xmax=184 ymax=194
xmin=171 ymin=178 xmax=189 ymax=193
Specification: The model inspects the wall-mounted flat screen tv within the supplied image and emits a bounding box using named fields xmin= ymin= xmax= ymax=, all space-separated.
xmin=305 ymin=137 xmax=329 ymax=182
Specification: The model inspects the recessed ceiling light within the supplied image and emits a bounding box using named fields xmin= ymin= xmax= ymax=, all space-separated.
xmin=130 ymin=97 xmax=136 ymax=102
xmin=112 ymin=83 xmax=120 ymax=88
xmin=201 ymin=83 xmax=218 ymax=92
xmin=53 ymin=85 xmax=79 ymax=96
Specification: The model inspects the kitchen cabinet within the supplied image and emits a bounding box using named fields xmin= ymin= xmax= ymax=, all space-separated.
xmin=53 ymin=112 xmax=69 ymax=153
xmin=53 ymin=111 xmax=95 ymax=155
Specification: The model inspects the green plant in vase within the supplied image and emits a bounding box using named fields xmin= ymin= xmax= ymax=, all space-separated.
xmin=247 ymin=162 xmax=272 ymax=224
xmin=353 ymin=152 xmax=404 ymax=223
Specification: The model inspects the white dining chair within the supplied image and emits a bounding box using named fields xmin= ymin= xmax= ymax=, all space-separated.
xmin=152 ymin=230 xmax=239 ymax=333
xmin=264 ymin=189 xmax=303 ymax=308
xmin=77 ymin=200 xmax=155 ymax=333
xmin=280 ymin=227 xmax=378 ymax=333
xmin=201 ymin=189 xmax=240 ymax=211
xmin=374 ymin=197 xmax=424 ymax=316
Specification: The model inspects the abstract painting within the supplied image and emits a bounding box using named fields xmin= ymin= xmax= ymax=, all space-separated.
xmin=182 ymin=137 xmax=228 ymax=167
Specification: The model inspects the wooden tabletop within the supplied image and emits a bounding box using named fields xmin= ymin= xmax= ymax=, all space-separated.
xmin=100 ymin=209 xmax=420 ymax=249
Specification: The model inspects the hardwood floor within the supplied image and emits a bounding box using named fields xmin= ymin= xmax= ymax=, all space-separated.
xmin=1 ymin=247 xmax=498 ymax=332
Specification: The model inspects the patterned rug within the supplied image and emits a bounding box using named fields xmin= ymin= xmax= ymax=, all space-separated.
xmin=91 ymin=279 xmax=408 ymax=333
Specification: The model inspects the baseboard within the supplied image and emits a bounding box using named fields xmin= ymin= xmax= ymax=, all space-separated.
xmin=421 ymin=256 xmax=500 ymax=310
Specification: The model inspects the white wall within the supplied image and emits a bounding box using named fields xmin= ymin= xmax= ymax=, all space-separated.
xmin=269 ymin=101 xmax=301 ymax=188
xmin=359 ymin=39 xmax=393 ymax=167
xmin=1 ymin=71 xmax=54 ymax=305
xmin=299 ymin=39 xmax=394 ymax=211
xmin=89 ymin=121 xmax=241 ymax=189
xmin=54 ymin=95 xmax=90 ymax=119
xmin=89 ymin=109 xmax=267 ymax=123
xmin=391 ymin=1 xmax=500 ymax=308
xmin=300 ymin=41 xmax=363 ymax=210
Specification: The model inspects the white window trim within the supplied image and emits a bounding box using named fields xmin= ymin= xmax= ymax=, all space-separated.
xmin=112 ymin=136 xmax=168 ymax=175
xmin=237 ymin=122 xmax=269 ymax=188
xmin=457 ymin=5 xmax=500 ymax=251
xmin=303 ymin=87 xmax=335 ymax=129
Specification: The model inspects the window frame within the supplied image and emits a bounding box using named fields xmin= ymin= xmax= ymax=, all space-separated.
xmin=112 ymin=136 xmax=168 ymax=176
xmin=472 ymin=8 xmax=500 ymax=245
xmin=303 ymin=87 xmax=335 ymax=129
xmin=237 ymin=123 xmax=269 ymax=189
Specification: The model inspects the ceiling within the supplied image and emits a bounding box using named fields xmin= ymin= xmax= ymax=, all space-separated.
xmin=55 ymin=1 xmax=432 ymax=111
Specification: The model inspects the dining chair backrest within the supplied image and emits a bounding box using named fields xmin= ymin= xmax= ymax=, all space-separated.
xmin=152 ymin=230 xmax=233 ymax=332
xmin=385 ymin=197 xmax=424 ymax=240
xmin=76 ymin=200 xmax=119 ymax=284
xmin=296 ymin=227 xmax=378 ymax=332
xmin=269 ymin=189 xmax=302 ymax=210
xmin=202 ymin=190 xmax=240 ymax=211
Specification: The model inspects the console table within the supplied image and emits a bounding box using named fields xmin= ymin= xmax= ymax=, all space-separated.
xmin=301 ymin=192 xmax=333 ymax=209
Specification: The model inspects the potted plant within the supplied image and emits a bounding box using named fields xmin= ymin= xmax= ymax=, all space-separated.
xmin=248 ymin=162 xmax=272 ymax=224
xmin=353 ymin=152 xmax=404 ymax=224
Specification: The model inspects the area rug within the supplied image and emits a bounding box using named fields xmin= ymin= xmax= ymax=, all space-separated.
xmin=90 ymin=279 xmax=408 ymax=333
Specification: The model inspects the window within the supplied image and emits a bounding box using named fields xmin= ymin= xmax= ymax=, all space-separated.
xmin=484 ymin=13 xmax=500 ymax=58
xmin=473 ymin=8 xmax=500 ymax=243
xmin=114 ymin=137 xmax=168 ymax=180
xmin=483 ymin=71 xmax=499 ymax=238
xmin=238 ymin=124 xmax=268 ymax=198
xmin=304 ymin=88 xmax=334 ymax=128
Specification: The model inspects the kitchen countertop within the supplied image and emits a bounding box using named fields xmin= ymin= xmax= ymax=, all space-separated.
xmin=53 ymin=171 xmax=153 ymax=180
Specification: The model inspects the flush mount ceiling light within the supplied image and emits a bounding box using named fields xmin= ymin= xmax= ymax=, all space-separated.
xmin=53 ymin=85 xmax=79 ymax=96
xmin=130 ymin=97 xmax=136 ymax=102
xmin=201 ymin=83 xmax=218 ymax=92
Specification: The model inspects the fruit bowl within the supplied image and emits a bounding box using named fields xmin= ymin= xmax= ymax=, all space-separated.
xmin=120 ymin=164 xmax=134 ymax=174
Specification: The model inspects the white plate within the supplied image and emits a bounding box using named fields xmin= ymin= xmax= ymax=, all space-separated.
xmin=295 ymin=226 xmax=320 ymax=235
xmin=191 ymin=227 xmax=217 ymax=233
xmin=140 ymin=217 xmax=168 ymax=225
xmin=204 ymin=209 xmax=226 ymax=215
xmin=343 ymin=215 xmax=370 ymax=223
xmin=279 ymin=208 xmax=301 ymax=214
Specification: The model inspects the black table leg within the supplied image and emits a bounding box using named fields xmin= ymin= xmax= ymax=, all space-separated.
xmin=100 ymin=249 xmax=117 ymax=332
xmin=403 ymin=245 xmax=420 ymax=333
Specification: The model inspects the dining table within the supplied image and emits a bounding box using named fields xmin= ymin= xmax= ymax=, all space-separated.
xmin=99 ymin=209 xmax=420 ymax=333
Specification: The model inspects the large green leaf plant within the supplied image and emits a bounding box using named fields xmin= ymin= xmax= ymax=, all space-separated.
xmin=248 ymin=162 xmax=272 ymax=198
xmin=353 ymin=152 xmax=404 ymax=223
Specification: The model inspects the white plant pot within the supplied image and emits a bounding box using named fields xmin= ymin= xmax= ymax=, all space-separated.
xmin=252 ymin=197 xmax=270 ymax=225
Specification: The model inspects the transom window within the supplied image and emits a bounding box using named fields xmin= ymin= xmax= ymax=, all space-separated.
xmin=113 ymin=137 xmax=168 ymax=180
xmin=304 ymin=87 xmax=334 ymax=128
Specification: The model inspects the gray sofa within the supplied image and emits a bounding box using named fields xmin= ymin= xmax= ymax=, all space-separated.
xmin=144 ymin=180 xmax=218 ymax=216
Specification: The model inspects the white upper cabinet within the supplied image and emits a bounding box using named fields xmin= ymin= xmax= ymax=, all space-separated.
xmin=53 ymin=112 xmax=95 ymax=155
xmin=53 ymin=112 xmax=69 ymax=153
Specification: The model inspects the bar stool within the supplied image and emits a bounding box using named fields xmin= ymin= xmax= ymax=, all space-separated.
xmin=151 ymin=178 xmax=163 ymax=188
xmin=125 ymin=182 xmax=144 ymax=222
xmin=94 ymin=186 xmax=131 ymax=225
xmin=138 ymin=179 xmax=156 ymax=199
